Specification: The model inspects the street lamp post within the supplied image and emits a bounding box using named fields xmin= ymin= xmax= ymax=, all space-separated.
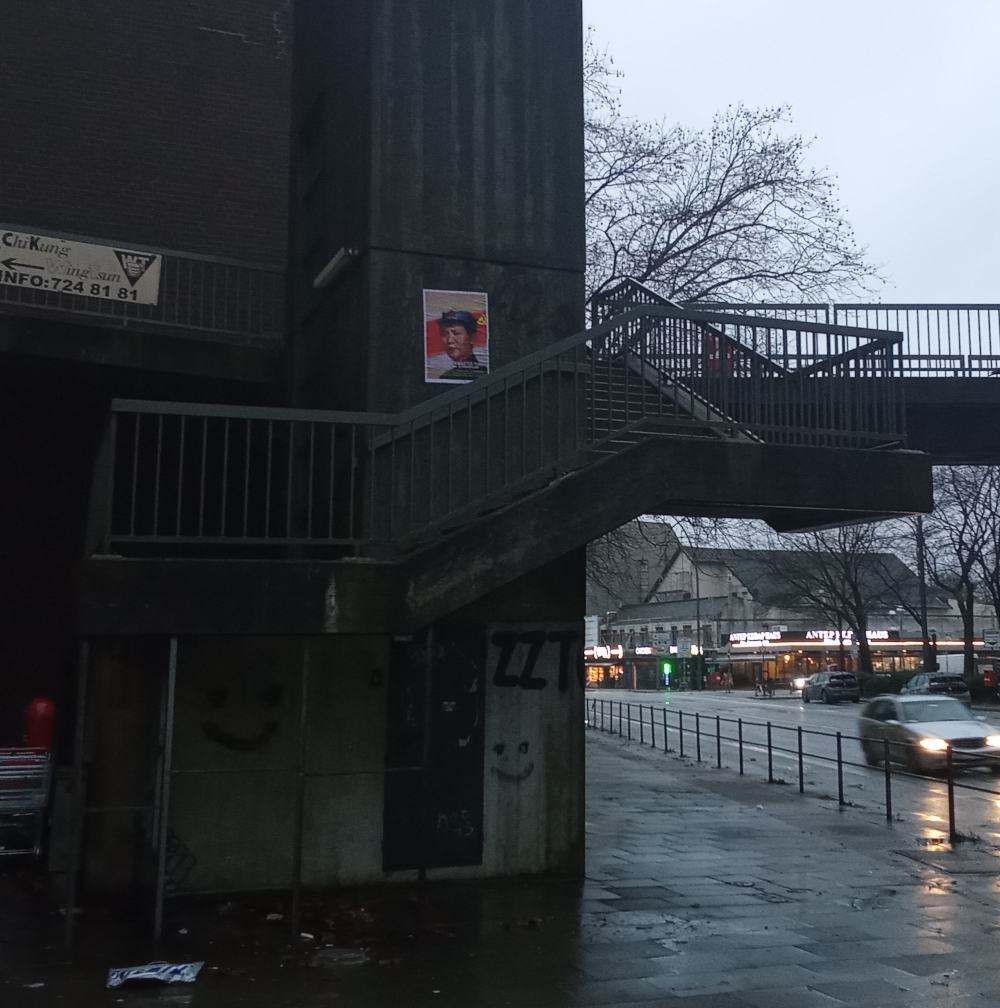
xmin=916 ymin=516 xmax=936 ymax=672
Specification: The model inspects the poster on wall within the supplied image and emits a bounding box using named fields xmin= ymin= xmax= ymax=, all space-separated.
xmin=424 ymin=289 xmax=490 ymax=384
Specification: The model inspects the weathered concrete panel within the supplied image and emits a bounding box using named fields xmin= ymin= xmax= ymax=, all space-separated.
xmin=482 ymin=621 xmax=585 ymax=877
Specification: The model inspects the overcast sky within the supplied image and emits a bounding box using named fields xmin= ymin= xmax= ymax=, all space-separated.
xmin=583 ymin=0 xmax=1000 ymax=304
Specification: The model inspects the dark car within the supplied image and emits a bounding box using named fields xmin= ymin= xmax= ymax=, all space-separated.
xmin=899 ymin=672 xmax=971 ymax=705
xmin=802 ymin=671 xmax=860 ymax=704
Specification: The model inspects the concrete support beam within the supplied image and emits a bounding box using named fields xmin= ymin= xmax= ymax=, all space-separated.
xmin=79 ymin=437 xmax=932 ymax=637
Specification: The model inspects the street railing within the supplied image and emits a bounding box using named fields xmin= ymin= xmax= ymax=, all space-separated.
xmin=87 ymin=303 xmax=904 ymax=556
xmin=586 ymin=696 xmax=1000 ymax=844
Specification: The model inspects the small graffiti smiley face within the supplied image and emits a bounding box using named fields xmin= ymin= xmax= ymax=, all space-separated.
xmin=202 ymin=683 xmax=283 ymax=752
xmin=491 ymin=740 xmax=535 ymax=782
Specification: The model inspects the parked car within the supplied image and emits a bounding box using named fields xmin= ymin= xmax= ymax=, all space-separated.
xmin=899 ymin=672 xmax=971 ymax=705
xmin=858 ymin=694 xmax=1000 ymax=773
xmin=801 ymin=671 xmax=860 ymax=704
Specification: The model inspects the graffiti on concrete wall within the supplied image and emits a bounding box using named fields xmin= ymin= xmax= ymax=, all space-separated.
xmin=490 ymin=631 xmax=581 ymax=691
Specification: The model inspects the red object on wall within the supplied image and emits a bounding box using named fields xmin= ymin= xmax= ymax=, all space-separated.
xmin=984 ymin=668 xmax=997 ymax=689
xmin=25 ymin=698 xmax=55 ymax=751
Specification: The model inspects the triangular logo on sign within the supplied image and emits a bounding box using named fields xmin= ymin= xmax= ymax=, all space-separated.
xmin=114 ymin=250 xmax=158 ymax=286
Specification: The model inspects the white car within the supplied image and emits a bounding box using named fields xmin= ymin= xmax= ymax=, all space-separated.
xmin=858 ymin=695 xmax=1000 ymax=773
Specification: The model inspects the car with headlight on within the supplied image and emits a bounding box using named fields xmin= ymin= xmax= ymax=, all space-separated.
xmin=858 ymin=695 xmax=1000 ymax=773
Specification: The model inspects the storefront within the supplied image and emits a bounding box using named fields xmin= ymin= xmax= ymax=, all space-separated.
xmin=720 ymin=629 xmax=987 ymax=686
xmin=585 ymin=645 xmax=666 ymax=690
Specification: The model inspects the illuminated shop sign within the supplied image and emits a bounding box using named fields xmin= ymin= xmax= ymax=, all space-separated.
xmin=728 ymin=631 xmax=782 ymax=643
xmin=584 ymin=645 xmax=625 ymax=661
xmin=634 ymin=646 xmax=655 ymax=656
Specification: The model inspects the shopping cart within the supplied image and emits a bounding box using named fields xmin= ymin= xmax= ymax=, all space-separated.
xmin=0 ymin=748 xmax=52 ymax=856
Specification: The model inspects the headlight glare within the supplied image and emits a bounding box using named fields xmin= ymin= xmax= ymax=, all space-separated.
xmin=919 ymin=737 xmax=949 ymax=752
xmin=793 ymin=678 xmax=807 ymax=689
xmin=986 ymin=735 xmax=1000 ymax=748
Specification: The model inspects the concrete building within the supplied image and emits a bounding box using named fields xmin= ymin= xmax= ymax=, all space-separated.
xmin=599 ymin=545 xmax=996 ymax=686
xmin=2 ymin=0 xmax=938 ymax=927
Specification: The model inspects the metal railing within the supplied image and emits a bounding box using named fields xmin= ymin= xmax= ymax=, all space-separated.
xmin=680 ymin=299 xmax=1000 ymax=376
xmin=587 ymin=697 xmax=1000 ymax=844
xmin=0 ymin=238 xmax=284 ymax=342
xmin=87 ymin=304 xmax=904 ymax=556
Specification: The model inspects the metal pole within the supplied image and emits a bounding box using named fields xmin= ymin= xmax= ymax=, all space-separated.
xmin=662 ymin=707 xmax=668 ymax=751
xmin=767 ymin=722 xmax=773 ymax=782
xmin=797 ymin=726 xmax=804 ymax=793
xmin=153 ymin=637 xmax=178 ymax=942
xmin=618 ymin=702 xmax=623 ymax=737
xmin=64 ymin=640 xmax=89 ymax=949
xmin=290 ymin=642 xmax=311 ymax=934
xmin=884 ymin=738 xmax=893 ymax=822
xmin=836 ymin=732 xmax=845 ymax=807
xmin=695 ymin=712 xmax=701 ymax=762
xmin=716 ymin=715 xmax=722 ymax=768
xmin=649 ymin=706 xmax=655 ymax=748
xmin=417 ymin=628 xmax=435 ymax=929
xmin=738 ymin=718 xmax=744 ymax=774
xmin=679 ymin=710 xmax=684 ymax=757
xmin=947 ymin=746 xmax=957 ymax=843
xmin=627 ymin=703 xmax=632 ymax=740
xmin=639 ymin=705 xmax=644 ymax=744
xmin=916 ymin=516 xmax=934 ymax=672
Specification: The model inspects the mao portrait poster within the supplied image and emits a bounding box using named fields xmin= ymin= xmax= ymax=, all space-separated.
xmin=424 ymin=289 xmax=490 ymax=384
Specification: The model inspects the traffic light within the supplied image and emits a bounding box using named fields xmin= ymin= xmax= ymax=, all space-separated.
xmin=661 ymin=659 xmax=673 ymax=688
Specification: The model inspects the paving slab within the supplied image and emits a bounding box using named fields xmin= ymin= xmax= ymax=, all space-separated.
xmin=7 ymin=729 xmax=1000 ymax=1007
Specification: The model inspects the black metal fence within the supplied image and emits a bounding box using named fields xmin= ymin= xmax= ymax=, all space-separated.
xmin=587 ymin=697 xmax=1000 ymax=844
xmin=87 ymin=304 xmax=905 ymax=556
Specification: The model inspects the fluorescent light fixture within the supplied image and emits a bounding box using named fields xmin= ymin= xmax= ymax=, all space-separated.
xmin=312 ymin=247 xmax=359 ymax=290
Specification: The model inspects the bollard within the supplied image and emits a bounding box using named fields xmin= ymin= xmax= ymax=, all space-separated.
xmin=662 ymin=707 xmax=669 ymax=752
xmin=649 ymin=706 xmax=655 ymax=749
xmin=639 ymin=705 xmax=644 ymax=745
xmin=627 ymin=703 xmax=632 ymax=740
xmin=767 ymin=722 xmax=773 ymax=783
xmin=679 ymin=710 xmax=685 ymax=758
xmin=619 ymin=702 xmax=624 ymax=737
xmin=738 ymin=718 xmax=744 ymax=775
xmin=884 ymin=737 xmax=892 ymax=822
xmin=837 ymin=732 xmax=845 ymax=806
xmin=716 ymin=715 xmax=722 ymax=769
xmin=947 ymin=746 xmax=957 ymax=844
xmin=695 ymin=712 xmax=702 ymax=762
xmin=797 ymin=726 xmax=804 ymax=793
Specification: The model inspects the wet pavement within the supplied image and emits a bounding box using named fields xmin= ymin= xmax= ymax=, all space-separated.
xmin=6 ymin=728 xmax=1000 ymax=1006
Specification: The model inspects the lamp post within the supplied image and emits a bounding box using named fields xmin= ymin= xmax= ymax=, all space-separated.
xmin=916 ymin=516 xmax=936 ymax=672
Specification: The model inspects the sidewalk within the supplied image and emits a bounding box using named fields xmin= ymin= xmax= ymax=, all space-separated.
xmin=4 ymin=731 xmax=1000 ymax=1006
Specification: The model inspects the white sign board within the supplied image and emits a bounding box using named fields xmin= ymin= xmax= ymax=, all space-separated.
xmin=0 ymin=229 xmax=162 ymax=305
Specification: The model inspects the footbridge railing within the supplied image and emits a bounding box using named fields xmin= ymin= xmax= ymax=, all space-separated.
xmin=86 ymin=303 xmax=904 ymax=557
xmin=677 ymin=298 xmax=1000 ymax=376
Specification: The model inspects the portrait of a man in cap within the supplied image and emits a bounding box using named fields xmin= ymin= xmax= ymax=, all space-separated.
xmin=424 ymin=291 xmax=490 ymax=383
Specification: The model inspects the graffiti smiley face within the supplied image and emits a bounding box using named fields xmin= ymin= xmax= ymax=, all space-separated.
xmin=202 ymin=683 xmax=284 ymax=752
xmin=491 ymin=740 xmax=534 ymax=782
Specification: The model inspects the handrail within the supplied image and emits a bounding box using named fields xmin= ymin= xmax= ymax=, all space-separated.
xmin=91 ymin=300 xmax=906 ymax=556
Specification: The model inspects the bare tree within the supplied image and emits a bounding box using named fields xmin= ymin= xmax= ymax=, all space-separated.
xmin=924 ymin=467 xmax=995 ymax=675
xmin=584 ymin=37 xmax=880 ymax=303
xmin=720 ymin=521 xmax=900 ymax=676
xmin=586 ymin=519 xmax=679 ymax=615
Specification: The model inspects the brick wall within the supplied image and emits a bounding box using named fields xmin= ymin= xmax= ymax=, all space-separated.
xmin=1 ymin=1 xmax=291 ymax=263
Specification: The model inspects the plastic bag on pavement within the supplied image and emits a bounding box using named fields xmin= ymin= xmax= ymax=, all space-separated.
xmin=107 ymin=961 xmax=204 ymax=987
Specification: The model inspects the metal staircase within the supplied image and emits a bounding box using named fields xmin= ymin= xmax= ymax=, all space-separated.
xmin=86 ymin=294 xmax=906 ymax=562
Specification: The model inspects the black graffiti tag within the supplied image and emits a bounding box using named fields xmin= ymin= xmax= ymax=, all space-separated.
xmin=491 ymin=631 xmax=581 ymax=692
